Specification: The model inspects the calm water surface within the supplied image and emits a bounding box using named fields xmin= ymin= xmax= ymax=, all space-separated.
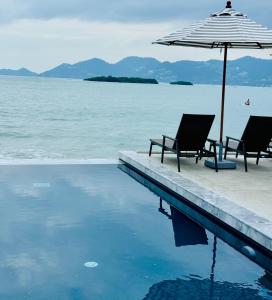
xmin=0 ymin=164 xmax=271 ymax=299
xmin=0 ymin=76 xmax=271 ymax=159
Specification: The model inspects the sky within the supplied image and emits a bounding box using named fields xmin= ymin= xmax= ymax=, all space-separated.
xmin=0 ymin=0 xmax=272 ymax=72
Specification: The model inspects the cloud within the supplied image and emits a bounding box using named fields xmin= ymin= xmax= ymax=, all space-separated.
xmin=0 ymin=18 xmax=183 ymax=71
xmin=0 ymin=0 xmax=271 ymax=26
xmin=0 ymin=17 xmax=270 ymax=72
xmin=0 ymin=0 xmax=271 ymax=71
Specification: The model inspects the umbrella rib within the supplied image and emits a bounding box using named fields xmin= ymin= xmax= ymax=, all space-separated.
xmin=168 ymin=40 xmax=177 ymax=46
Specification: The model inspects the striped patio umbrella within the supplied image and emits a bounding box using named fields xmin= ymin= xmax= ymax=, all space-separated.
xmin=153 ymin=1 xmax=272 ymax=168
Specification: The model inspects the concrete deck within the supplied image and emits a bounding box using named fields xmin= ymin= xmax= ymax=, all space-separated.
xmin=119 ymin=150 xmax=272 ymax=252
xmin=145 ymin=152 xmax=272 ymax=220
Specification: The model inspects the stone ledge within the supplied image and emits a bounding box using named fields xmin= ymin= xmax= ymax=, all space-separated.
xmin=119 ymin=150 xmax=272 ymax=252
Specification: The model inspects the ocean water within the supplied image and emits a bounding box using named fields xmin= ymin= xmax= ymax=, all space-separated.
xmin=0 ymin=75 xmax=271 ymax=159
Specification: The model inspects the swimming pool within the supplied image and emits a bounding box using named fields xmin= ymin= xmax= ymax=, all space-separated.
xmin=0 ymin=163 xmax=271 ymax=299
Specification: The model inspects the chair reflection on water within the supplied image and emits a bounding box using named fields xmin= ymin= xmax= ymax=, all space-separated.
xmin=158 ymin=197 xmax=216 ymax=285
xmin=159 ymin=198 xmax=208 ymax=247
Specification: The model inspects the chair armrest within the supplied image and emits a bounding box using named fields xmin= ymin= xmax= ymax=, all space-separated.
xmin=205 ymin=138 xmax=217 ymax=156
xmin=226 ymin=136 xmax=244 ymax=143
xmin=207 ymin=138 xmax=217 ymax=144
xmin=162 ymin=135 xmax=177 ymax=142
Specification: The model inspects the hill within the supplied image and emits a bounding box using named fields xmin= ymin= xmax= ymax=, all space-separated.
xmin=1 ymin=56 xmax=272 ymax=86
xmin=39 ymin=56 xmax=272 ymax=86
xmin=0 ymin=68 xmax=37 ymax=77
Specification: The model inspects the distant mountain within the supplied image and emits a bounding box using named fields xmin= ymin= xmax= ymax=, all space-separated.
xmin=0 ymin=68 xmax=37 ymax=77
xmin=39 ymin=56 xmax=272 ymax=86
xmin=1 ymin=56 xmax=272 ymax=86
xmin=40 ymin=58 xmax=112 ymax=79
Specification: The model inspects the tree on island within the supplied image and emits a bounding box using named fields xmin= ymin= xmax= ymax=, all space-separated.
xmin=84 ymin=75 xmax=158 ymax=84
xmin=170 ymin=80 xmax=193 ymax=86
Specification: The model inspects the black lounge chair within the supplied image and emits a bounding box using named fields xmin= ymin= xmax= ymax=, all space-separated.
xmin=149 ymin=114 xmax=218 ymax=172
xmin=224 ymin=115 xmax=272 ymax=172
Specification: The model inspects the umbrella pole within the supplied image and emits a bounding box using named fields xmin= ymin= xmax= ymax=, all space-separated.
xmin=219 ymin=43 xmax=228 ymax=161
xmin=209 ymin=235 xmax=217 ymax=299
xmin=205 ymin=43 xmax=235 ymax=169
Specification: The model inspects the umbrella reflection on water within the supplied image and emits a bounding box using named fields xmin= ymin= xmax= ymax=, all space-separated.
xmin=143 ymin=276 xmax=264 ymax=300
xmin=143 ymin=198 xmax=267 ymax=299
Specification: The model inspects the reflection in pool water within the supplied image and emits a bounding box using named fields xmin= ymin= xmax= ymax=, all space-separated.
xmin=0 ymin=164 xmax=271 ymax=299
xmin=145 ymin=198 xmax=265 ymax=299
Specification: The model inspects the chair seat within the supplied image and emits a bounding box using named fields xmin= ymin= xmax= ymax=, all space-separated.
xmin=150 ymin=139 xmax=208 ymax=156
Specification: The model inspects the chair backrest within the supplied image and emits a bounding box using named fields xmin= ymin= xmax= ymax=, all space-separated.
xmin=238 ymin=116 xmax=272 ymax=152
xmin=170 ymin=206 xmax=208 ymax=247
xmin=174 ymin=114 xmax=215 ymax=151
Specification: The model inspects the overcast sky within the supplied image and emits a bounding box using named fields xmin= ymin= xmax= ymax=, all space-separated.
xmin=0 ymin=0 xmax=272 ymax=72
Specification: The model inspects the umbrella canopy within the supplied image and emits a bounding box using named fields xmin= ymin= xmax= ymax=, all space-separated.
xmin=153 ymin=1 xmax=272 ymax=166
xmin=154 ymin=2 xmax=272 ymax=49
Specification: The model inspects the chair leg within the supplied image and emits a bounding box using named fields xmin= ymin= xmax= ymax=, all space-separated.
xmin=196 ymin=151 xmax=199 ymax=164
xmin=161 ymin=147 xmax=165 ymax=163
xmin=236 ymin=152 xmax=239 ymax=158
xmin=213 ymin=144 xmax=218 ymax=172
xmin=224 ymin=138 xmax=229 ymax=160
xmin=244 ymin=154 xmax=248 ymax=172
xmin=224 ymin=148 xmax=228 ymax=160
xmin=256 ymin=152 xmax=260 ymax=165
xmin=159 ymin=197 xmax=163 ymax=210
xmin=177 ymin=153 xmax=180 ymax=172
xmin=149 ymin=142 xmax=153 ymax=156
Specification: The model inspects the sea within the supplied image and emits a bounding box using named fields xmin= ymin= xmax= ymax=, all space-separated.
xmin=0 ymin=75 xmax=271 ymax=159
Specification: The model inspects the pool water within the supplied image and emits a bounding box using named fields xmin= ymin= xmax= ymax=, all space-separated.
xmin=0 ymin=164 xmax=271 ymax=299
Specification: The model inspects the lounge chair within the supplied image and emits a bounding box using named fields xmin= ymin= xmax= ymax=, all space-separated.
xmin=149 ymin=114 xmax=218 ymax=172
xmin=224 ymin=115 xmax=272 ymax=172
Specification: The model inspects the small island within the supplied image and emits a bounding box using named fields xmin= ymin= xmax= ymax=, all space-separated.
xmin=84 ymin=76 xmax=158 ymax=84
xmin=170 ymin=80 xmax=193 ymax=86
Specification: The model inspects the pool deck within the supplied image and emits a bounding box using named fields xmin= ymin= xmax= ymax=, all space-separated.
xmin=119 ymin=150 xmax=272 ymax=252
